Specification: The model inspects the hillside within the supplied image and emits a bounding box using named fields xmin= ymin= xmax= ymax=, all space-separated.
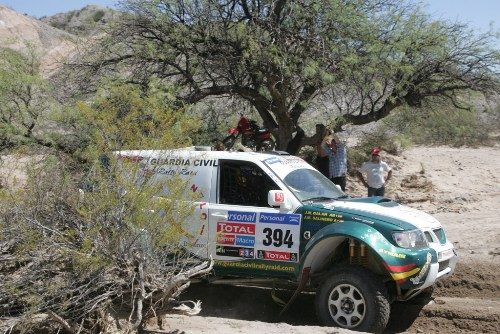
xmin=40 ymin=5 xmax=119 ymax=36
xmin=0 ymin=5 xmax=76 ymax=75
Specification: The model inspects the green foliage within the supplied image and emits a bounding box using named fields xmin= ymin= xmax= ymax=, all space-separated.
xmin=382 ymin=105 xmax=492 ymax=147
xmin=92 ymin=10 xmax=105 ymax=22
xmin=70 ymin=83 xmax=199 ymax=160
xmin=0 ymin=81 xmax=208 ymax=332
xmin=85 ymin=0 xmax=499 ymax=149
xmin=0 ymin=47 xmax=52 ymax=149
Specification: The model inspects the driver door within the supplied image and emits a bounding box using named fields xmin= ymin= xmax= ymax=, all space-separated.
xmin=208 ymin=160 xmax=302 ymax=265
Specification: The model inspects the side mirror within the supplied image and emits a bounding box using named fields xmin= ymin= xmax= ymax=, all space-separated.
xmin=335 ymin=184 xmax=342 ymax=191
xmin=268 ymin=190 xmax=291 ymax=210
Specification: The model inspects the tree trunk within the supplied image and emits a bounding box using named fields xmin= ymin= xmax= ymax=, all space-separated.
xmin=275 ymin=113 xmax=294 ymax=150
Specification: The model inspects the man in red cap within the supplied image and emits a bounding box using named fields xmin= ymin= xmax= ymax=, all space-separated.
xmin=357 ymin=147 xmax=392 ymax=197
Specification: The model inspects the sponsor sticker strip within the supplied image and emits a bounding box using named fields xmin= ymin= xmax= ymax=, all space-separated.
xmin=215 ymin=211 xmax=301 ymax=262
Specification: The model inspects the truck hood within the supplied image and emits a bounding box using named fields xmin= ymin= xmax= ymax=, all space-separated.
xmin=319 ymin=197 xmax=442 ymax=230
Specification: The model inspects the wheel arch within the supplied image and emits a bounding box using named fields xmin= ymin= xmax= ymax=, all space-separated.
xmin=299 ymin=221 xmax=393 ymax=283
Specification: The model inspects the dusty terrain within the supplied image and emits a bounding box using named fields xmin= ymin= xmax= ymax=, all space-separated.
xmin=0 ymin=145 xmax=498 ymax=333
xmin=161 ymin=145 xmax=500 ymax=334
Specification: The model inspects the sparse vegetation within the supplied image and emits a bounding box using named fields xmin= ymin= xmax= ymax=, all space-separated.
xmin=0 ymin=81 xmax=209 ymax=333
xmin=92 ymin=10 xmax=105 ymax=23
xmin=0 ymin=47 xmax=53 ymax=150
xmin=381 ymin=104 xmax=495 ymax=147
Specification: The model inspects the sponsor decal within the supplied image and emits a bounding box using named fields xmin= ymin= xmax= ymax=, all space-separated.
xmin=303 ymin=231 xmax=311 ymax=240
xmin=274 ymin=192 xmax=284 ymax=203
xmin=235 ymin=235 xmax=255 ymax=247
xmin=215 ymin=260 xmax=295 ymax=272
xmin=379 ymin=248 xmax=406 ymax=259
xmin=216 ymin=246 xmax=254 ymax=258
xmin=148 ymin=157 xmax=218 ymax=167
xmin=228 ymin=211 xmax=257 ymax=223
xmin=152 ymin=167 xmax=198 ymax=176
xmin=410 ymin=252 xmax=432 ymax=285
xmin=238 ymin=248 xmax=255 ymax=258
xmin=303 ymin=210 xmax=343 ymax=223
xmin=217 ymin=222 xmax=255 ymax=235
xmin=257 ymin=250 xmax=298 ymax=262
xmin=259 ymin=212 xmax=301 ymax=225
xmin=217 ymin=234 xmax=235 ymax=245
xmin=118 ymin=155 xmax=144 ymax=162
xmin=181 ymin=239 xmax=206 ymax=248
xmin=264 ymin=157 xmax=281 ymax=165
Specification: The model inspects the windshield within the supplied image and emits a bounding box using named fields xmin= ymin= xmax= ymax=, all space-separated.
xmin=282 ymin=168 xmax=345 ymax=202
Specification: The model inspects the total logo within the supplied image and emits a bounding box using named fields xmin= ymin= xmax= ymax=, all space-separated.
xmin=217 ymin=222 xmax=255 ymax=235
xmin=257 ymin=250 xmax=298 ymax=262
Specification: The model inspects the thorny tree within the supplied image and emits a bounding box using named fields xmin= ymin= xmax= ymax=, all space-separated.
xmin=73 ymin=0 xmax=499 ymax=150
xmin=0 ymin=85 xmax=210 ymax=334
xmin=0 ymin=47 xmax=52 ymax=150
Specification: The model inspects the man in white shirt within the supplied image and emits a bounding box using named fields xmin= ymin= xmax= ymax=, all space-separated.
xmin=357 ymin=148 xmax=392 ymax=197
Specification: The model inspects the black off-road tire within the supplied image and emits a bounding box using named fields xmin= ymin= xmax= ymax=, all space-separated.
xmin=315 ymin=266 xmax=390 ymax=333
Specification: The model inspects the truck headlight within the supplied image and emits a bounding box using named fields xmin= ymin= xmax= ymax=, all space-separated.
xmin=392 ymin=230 xmax=427 ymax=248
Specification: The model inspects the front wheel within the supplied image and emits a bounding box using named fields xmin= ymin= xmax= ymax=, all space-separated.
xmin=257 ymin=138 xmax=275 ymax=151
xmin=315 ymin=266 xmax=390 ymax=333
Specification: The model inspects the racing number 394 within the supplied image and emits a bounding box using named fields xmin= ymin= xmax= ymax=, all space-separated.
xmin=262 ymin=228 xmax=293 ymax=248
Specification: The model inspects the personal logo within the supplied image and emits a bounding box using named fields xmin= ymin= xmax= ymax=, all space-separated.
xmin=259 ymin=212 xmax=301 ymax=225
xmin=227 ymin=211 xmax=257 ymax=223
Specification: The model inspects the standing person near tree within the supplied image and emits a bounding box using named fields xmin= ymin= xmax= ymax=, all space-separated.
xmin=357 ymin=148 xmax=392 ymax=197
xmin=321 ymin=132 xmax=348 ymax=191
xmin=315 ymin=124 xmax=331 ymax=177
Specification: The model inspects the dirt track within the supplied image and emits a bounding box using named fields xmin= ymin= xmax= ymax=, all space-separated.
xmin=163 ymin=146 xmax=500 ymax=334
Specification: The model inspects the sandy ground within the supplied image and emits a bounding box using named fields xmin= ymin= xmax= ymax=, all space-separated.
xmin=159 ymin=145 xmax=500 ymax=334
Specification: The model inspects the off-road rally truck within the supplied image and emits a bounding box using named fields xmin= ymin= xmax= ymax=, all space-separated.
xmin=117 ymin=147 xmax=458 ymax=333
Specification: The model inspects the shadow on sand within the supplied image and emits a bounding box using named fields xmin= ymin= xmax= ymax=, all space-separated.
xmin=180 ymin=283 xmax=426 ymax=333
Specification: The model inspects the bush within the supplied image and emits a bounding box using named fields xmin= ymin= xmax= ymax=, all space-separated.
xmin=92 ymin=10 xmax=105 ymax=23
xmin=0 ymin=83 xmax=210 ymax=333
xmin=382 ymin=104 xmax=492 ymax=147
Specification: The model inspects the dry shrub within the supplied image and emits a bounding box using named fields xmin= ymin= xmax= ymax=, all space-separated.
xmin=0 ymin=83 xmax=211 ymax=334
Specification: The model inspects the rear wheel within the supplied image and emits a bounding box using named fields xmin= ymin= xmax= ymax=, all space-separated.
xmin=315 ymin=266 xmax=390 ymax=333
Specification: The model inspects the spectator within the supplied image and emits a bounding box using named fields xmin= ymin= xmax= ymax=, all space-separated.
xmin=322 ymin=132 xmax=347 ymax=191
xmin=315 ymin=124 xmax=331 ymax=177
xmin=357 ymin=148 xmax=392 ymax=197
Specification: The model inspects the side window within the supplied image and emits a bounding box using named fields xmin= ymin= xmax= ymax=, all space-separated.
xmin=219 ymin=160 xmax=279 ymax=207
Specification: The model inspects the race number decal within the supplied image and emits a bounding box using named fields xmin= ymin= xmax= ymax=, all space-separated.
xmin=255 ymin=212 xmax=301 ymax=262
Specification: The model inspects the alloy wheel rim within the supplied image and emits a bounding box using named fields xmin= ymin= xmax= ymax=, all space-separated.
xmin=327 ymin=283 xmax=366 ymax=328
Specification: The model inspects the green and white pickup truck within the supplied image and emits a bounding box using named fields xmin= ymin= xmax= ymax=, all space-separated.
xmin=117 ymin=147 xmax=458 ymax=333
